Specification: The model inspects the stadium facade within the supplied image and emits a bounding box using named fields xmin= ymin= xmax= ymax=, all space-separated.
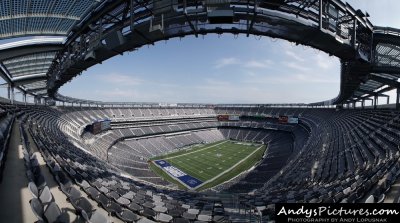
xmin=0 ymin=1 xmax=400 ymax=223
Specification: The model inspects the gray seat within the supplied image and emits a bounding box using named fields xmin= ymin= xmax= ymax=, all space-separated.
xmin=142 ymin=208 xmax=156 ymax=219
xmin=213 ymin=215 xmax=226 ymax=222
xmin=116 ymin=209 xmax=140 ymax=223
xmin=83 ymin=209 xmax=110 ymax=223
xmin=34 ymin=174 xmax=47 ymax=191
xmin=155 ymin=213 xmax=173 ymax=223
xmin=71 ymin=197 xmax=93 ymax=215
xmin=44 ymin=202 xmax=68 ymax=223
xmin=183 ymin=212 xmax=197 ymax=220
xmin=95 ymin=194 xmax=110 ymax=210
xmin=197 ymin=214 xmax=212 ymax=222
xmin=79 ymin=179 xmax=90 ymax=189
xmin=28 ymin=181 xmax=39 ymax=198
xmin=29 ymin=198 xmax=44 ymax=222
xmin=66 ymin=186 xmax=81 ymax=201
xmin=173 ymin=218 xmax=190 ymax=223
xmin=116 ymin=197 xmax=130 ymax=205
xmin=128 ymin=202 xmax=143 ymax=212
xmin=86 ymin=187 xmax=100 ymax=200
xmin=137 ymin=218 xmax=157 ymax=223
xmin=39 ymin=186 xmax=53 ymax=204
xmin=104 ymin=201 xmax=122 ymax=215
xmin=153 ymin=205 xmax=167 ymax=213
xmin=365 ymin=195 xmax=375 ymax=203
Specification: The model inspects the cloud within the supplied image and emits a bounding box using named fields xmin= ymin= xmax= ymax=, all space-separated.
xmin=214 ymin=57 xmax=240 ymax=68
xmin=98 ymin=73 xmax=144 ymax=86
xmin=243 ymin=60 xmax=272 ymax=68
xmin=285 ymin=50 xmax=305 ymax=62
xmin=285 ymin=62 xmax=311 ymax=72
xmin=204 ymin=78 xmax=231 ymax=86
xmin=242 ymin=70 xmax=339 ymax=84
xmin=214 ymin=57 xmax=272 ymax=69
xmin=315 ymin=54 xmax=337 ymax=70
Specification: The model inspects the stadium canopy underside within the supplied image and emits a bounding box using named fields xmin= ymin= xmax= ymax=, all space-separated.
xmin=0 ymin=0 xmax=399 ymax=109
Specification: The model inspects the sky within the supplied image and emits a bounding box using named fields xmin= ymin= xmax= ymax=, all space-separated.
xmin=48 ymin=1 xmax=400 ymax=104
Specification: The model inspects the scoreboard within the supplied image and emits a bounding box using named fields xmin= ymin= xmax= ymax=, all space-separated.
xmin=86 ymin=119 xmax=111 ymax=134
xmin=217 ymin=115 xmax=240 ymax=121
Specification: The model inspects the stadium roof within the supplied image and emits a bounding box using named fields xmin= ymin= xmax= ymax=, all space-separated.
xmin=0 ymin=0 xmax=399 ymax=108
xmin=0 ymin=0 xmax=105 ymax=98
xmin=0 ymin=0 xmax=102 ymax=39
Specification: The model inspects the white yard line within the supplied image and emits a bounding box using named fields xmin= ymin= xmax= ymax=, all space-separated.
xmin=194 ymin=145 xmax=264 ymax=189
xmin=162 ymin=140 xmax=228 ymax=160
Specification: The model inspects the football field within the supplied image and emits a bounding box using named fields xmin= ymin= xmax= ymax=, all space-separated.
xmin=150 ymin=140 xmax=266 ymax=190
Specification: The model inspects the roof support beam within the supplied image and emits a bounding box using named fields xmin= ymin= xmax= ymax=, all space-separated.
xmin=368 ymin=74 xmax=400 ymax=88
xmin=246 ymin=0 xmax=257 ymax=37
xmin=25 ymin=87 xmax=47 ymax=94
xmin=0 ymin=63 xmax=12 ymax=84
xmin=183 ymin=0 xmax=198 ymax=38
xmin=397 ymin=87 xmax=400 ymax=110
xmin=350 ymin=86 xmax=395 ymax=104
xmin=372 ymin=65 xmax=400 ymax=75
xmin=13 ymin=78 xmax=47 ymax=87
xmin=376 ymin=53 xmax=400 ymax=65
xmin=0 ymin=14 xmax=80 ymax=21
xmin=355 ymin=89 xmax=387 ymax=97
xmin=0 ymin=45 xmax=62 ymax=61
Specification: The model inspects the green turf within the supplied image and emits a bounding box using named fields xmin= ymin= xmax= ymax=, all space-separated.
xmin=150 ymin=140 xmax=266 ymax=191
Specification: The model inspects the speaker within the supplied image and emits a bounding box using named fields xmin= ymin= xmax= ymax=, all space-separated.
xmin=104 ymin=30 xmax=126 ymax=49
xmin=208 ymin=9 xmax=234 ymax=24
xmin=84 ymin=50 xmax=96 ymax=61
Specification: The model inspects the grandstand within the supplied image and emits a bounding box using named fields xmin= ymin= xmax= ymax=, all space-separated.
xmin=0 ymin=1 xmax=400 ymax=223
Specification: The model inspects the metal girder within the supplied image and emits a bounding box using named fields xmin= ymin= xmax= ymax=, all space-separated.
xmin=12 ymin=76 xmax=47 ymax=87
xmin=183 ymin=0 xmax=199 ymax=38
xmin=368 ymin=74 xmax=400 ymax=88
xmin=374 ymin=33 xmax=400 ymax=46
xmin=0 ymin=14 xmax=80 ymax=21
xmin=10 ymin=68 xmax=49 ymax=77
xmin=6 ymin=61 xmax=53 ymax=72
xmin=0 ymin=0 xmax=104 ymax=40
xmin=371 ymin=65 xmax=400 ymax=74
xmin=66 ymin=0 xmax=127 ymax=45
xmin=25 ymin=87 xmax=48 ymax=94
xmin=355 ymin=89 xmax=387 ymax=97
xmin=376 ymin=53 xmax=400 ymax=65
xmin=246 ymin=0 xmax=257 ymax=37
xmin=0 ymin=44 xmax=63 ymax=61
xmin=349 ymin=86 xmax=395 ymax=103
xmin=2 ymin=52 xmax=56 ymax=65
xmin=0 ymin=63 xmax=12 ymax=84
xmin=35 ymin=92 xmax=49 ymax=97
xmin=48 ymin=0 xmax=375 ymax=100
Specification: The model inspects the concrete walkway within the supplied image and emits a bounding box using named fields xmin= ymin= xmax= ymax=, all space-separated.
xmin=0 ymin=119 xmax=36 ymax=223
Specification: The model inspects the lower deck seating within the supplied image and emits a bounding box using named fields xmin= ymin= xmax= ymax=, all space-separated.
xmin=3 ymin=105 xmax=400 ymax=222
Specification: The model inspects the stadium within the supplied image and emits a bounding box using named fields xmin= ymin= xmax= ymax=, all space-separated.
xmin=0 ymin=0 xmax=399 ymax=223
